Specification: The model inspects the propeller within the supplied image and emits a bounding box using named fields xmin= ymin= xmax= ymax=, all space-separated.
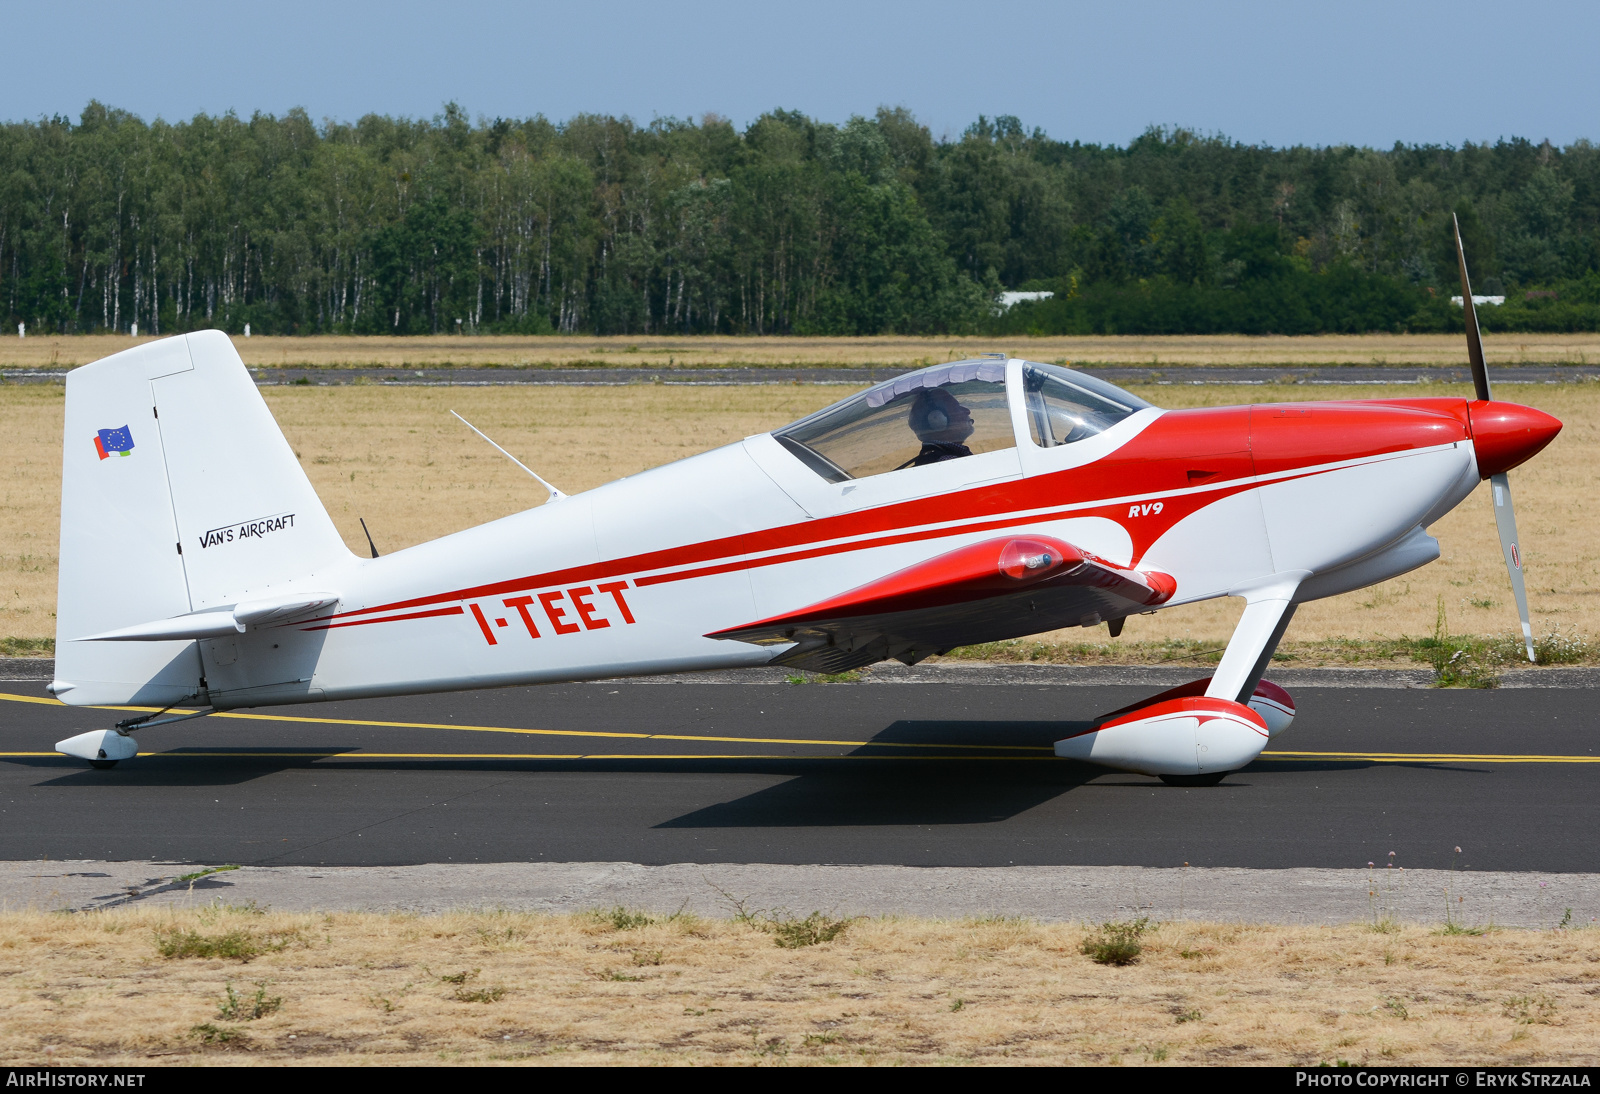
xmin=1453 ymin=214 xmax=1536 ymax=662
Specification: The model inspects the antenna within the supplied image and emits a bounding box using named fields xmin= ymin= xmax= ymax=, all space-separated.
xmin=450 ymin=410 xmax=567 ymax=502
xmin=358 ymin=517 xmax=380 ymax=558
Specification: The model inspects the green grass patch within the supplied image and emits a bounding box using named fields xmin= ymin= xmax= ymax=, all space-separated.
xmin=784 ymin=670 xmax=863 ymax=684
xmin=1080 ymin=917 xmax=1152 ymax=966
xmin=189 ymin=1023 xmax=243 ymax=1045
xmin=596 ymin=906 xmax=656 ymax=930
xmin=0 ymin=637 xmax=53 ymax=657
xmin=156 ymin=928 xmax=260 ymax=961
xmin=454 ymin=985 xmax=506 ymax=1003
xmin=218 ymin=981 xmax=282 ymax=1021
xmin=719 ymin=892 xmax=853 ymax=948
xmin=155 ymin=925 xmax=295 ymax=962
xmin=933 ymin=624 xmax=1595 ymax=677
xmin=770 ymin=912 xmax=852 ymax=949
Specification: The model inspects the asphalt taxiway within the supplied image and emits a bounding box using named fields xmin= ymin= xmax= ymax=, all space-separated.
xmin=1 ymin=663 xmax=1595 ymax=874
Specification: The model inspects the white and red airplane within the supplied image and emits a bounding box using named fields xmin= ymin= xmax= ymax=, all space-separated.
xmin=51 ymin=221 xmax=1560 ymax=785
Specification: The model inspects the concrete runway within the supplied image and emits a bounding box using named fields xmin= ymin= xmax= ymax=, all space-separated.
xmin=2 ymin=663 xmax=1596 ymax=874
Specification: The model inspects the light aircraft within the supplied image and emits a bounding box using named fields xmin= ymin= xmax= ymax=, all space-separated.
xmin=51 ymin=221 xmax=1561 ymax=785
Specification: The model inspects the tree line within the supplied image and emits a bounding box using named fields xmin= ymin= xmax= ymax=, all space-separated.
xmin=3 ymin=102 xmax=1599 ymax=338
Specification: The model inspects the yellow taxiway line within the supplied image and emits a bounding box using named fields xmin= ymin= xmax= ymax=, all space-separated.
xmin=0 ymin=691 xmax=1047 ymax=753
xmin=1260 ymin=750 xmax=1600 ymax=763
xmin=0 ymin=751 xmax=1039 ymax=761
xmin=3 ymin=693 xmax=1594 ymax=764
xmin=0 ymin=749 xmax=1596 ymax=763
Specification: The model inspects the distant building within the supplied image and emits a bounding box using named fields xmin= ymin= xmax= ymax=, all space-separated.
xmin=997 ymin=291 xmax=1055 ymax=310
xmin=1450 ymin=295 xmax=1505 ymax=307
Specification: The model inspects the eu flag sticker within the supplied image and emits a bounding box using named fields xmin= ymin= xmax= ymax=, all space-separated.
xmin=94 ymin=426 xmax=134 ymax=460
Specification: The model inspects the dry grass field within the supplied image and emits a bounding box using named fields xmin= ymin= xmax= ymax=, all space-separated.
xmin=2 ymin=379 xmax=1594 ymax=659
xmin=5 ymin=332 xmax=1600 ymax=371
xmin=0 ymin=906 xmax=1595 ymax=1066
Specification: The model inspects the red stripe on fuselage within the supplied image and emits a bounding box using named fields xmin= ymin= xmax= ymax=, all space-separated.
xmin=304 ymin=401 xmax=1467 ymax=629
xmin=301 ymin=605 xmax=466 ymax=631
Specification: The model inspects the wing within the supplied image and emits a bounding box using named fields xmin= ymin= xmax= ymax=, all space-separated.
xmin=707 ymin=534 xmax=1175 ymax=673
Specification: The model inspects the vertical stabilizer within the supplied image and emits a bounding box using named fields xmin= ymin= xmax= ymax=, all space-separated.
xmin=53 ymin=331 xmax=353 ymax=706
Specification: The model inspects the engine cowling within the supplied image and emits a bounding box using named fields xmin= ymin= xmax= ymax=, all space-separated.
xmin=1054 ymin=696 xmax=1270 ymax=776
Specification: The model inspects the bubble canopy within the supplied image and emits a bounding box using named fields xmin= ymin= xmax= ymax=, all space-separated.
xmin=772 ymin=358 xmax=1154 ymax=483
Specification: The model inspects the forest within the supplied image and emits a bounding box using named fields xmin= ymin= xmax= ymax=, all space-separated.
xmin=2 ymin=103 xmax=1599 ymax=337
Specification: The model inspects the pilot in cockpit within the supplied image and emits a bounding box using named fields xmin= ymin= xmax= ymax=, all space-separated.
xmin=897 ymin=387 xmax=976 ymax=469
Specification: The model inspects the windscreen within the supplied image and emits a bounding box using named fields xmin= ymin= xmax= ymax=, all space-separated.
xmin=774 ymin=359 xmax=1015 ymax=482
xmin=1020 ymin=362 xmax=1153 ymax=447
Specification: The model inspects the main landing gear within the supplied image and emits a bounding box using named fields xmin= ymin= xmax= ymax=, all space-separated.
xmin=1057 ymin=580 xmax=1303 ymax=786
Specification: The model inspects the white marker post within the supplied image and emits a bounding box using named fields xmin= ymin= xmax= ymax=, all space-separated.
xmin=16 ymin=322 xmax=22 ymax=339
xmin=244 ymin=323 xmax=251 ymax=338
xmin=131 ymin=323 xmax=138 ymax=338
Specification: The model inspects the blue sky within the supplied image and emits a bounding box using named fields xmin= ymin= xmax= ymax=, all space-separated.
xmin=2 ymin=0 xmax=1594 ymax=148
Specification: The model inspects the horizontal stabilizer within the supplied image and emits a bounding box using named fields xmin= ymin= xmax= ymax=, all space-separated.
xmin=79 ymin=593 xmax=339 ymax=642
xmin=232 ymin=592 xmax=341 ymax=627
xmin=708 ymin=534 xmax=1173 ymax=673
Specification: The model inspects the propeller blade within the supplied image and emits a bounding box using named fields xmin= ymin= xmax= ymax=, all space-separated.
xmin=1453 ymin=213 xmax=1492 ymax=402
xmin=1489 ymin=472 xmax=1536 ymax=662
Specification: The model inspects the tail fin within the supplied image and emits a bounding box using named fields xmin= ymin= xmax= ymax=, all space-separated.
xmin=54 ymin=331 xmax=351 ymax=705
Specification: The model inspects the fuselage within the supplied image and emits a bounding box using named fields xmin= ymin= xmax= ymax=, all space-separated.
xmin=172 ymin=375 xmax=1544 ymax=711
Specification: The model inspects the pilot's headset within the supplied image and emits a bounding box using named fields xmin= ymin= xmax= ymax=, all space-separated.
xmin=908 ymin=387 xmax=965 ymax=442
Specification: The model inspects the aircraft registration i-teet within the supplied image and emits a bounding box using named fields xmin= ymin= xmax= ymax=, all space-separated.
xmin=51 ymin=220 xmax=1562 ymax=786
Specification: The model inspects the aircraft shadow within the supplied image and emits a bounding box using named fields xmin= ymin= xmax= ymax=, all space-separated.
xmin=653 ymin=719 xmax=1105 ymax=827
xmin=854 ymin=718 xmax=1076 ymax=750
xmin=654 ymin=765 xmax=1100 ymax=828
xmin=1246 ymin=759 xmax=1496 ymax=776
xmin=27 ymin=747 xmax=366 ymax=787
